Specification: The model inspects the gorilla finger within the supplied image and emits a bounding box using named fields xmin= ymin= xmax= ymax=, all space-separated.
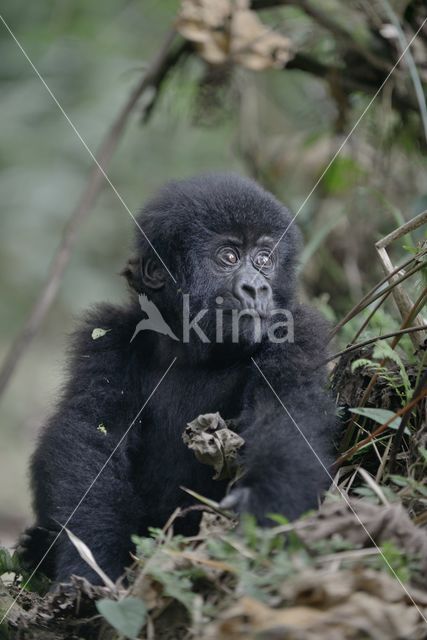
xmin=15 ymin=534 xmax=31 ymax=548
xmin=220 ymin=487 xmax=251 ymax=511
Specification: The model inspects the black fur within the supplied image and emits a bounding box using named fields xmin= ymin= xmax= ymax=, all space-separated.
xmin=21 ymin=174 xmax=336 ymax=584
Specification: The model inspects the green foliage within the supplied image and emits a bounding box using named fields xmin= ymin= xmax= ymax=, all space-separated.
xmin=0 ymin=547 xmax=50 ymax=594
xmin=91 ymin=328 xmax=111 ymax=340
xmin=96 ymin=596 xmax=146 ymax=640
xmin=418 ymin=447 xmax=427 ymax=465
xmin=133 ymin=529 xmax=196 ymax=611
xmin=131 ymin=533 xmax=157 ymax=559
xmin=352 ymin=484 xmax=397 ymax=503
xmin=128 ymin=504 xmax=425 ymax=622
xmin=351 ymin=341 xmax=413 ymax=404
xmin=0 ymin=550 xmax=17 ymax=576
xmin=147 ymin=566 xmax=195 ymax=611
xmin=377 ymin=541 xmax=411 ymax=584
xmin=348 ymin=407 xmax=410 ymax=434
xmin=322 ymin=157 xmax=365 ymax=195
xmin=372 ymin=342 xmax=412 ymax=401
xmin=389 ymin=475 xmax=427 ymax=499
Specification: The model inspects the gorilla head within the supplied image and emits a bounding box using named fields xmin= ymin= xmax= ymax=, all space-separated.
xmin=123 ymin=174 xmax=301 ymax=350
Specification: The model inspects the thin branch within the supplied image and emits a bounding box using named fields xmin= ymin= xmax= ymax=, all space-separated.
xmin=253 ymin=0 xmax=422 ymax=117
xmin=334 ymin=380 xmax=427 ymax=468
xmin=326 ymin=324 xmax=427 ymax=363
xmin=254 ymin=0 xmax=390 ymax=70
xmin=374 ymin=211 xmax=427 ymax=348
xmin=329 ymin=247 xmax=427 ymax=339
xmin=0 ymin=30 xmax=186 ymax=399
xmin=375 ymin=209 xmax=427 ymax=249
xmin=336 ymin=286 xmax=427 ymax=450
xmin=389 ymin=369 xmax=427 ymax=472
xmin=350 ymin=289 xmax=393 ymax=344
xmin=379 ymin=0 xmax=427 ymax=143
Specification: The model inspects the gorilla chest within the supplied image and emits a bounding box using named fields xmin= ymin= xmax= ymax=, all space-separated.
xmin=147 ymin=364 xmax=245 ymax=430
xmin=132 ymin=365 xmax=245 ymax=507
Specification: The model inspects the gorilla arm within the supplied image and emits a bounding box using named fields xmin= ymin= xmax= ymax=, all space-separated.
xmin=29 ymin=305 xmax=141 ymax=584
xmin=31 ymin=413 xmax=140 ymax=584
xmin=222 ymin=306 xmax=336 ymax=523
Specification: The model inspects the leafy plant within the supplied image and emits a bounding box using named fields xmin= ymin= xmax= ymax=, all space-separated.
xmin=96 ymin=597 xmax=146 ymax=640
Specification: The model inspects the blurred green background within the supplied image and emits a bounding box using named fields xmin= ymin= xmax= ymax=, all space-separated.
xmin=0 ymin=0 xmax=426 ymax=546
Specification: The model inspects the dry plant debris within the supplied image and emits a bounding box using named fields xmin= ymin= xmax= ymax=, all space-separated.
xmin=176 ymin=0 xmax=293 ymax=70
xmin=183 ymin=412 xmax=244 ymax=479
xmin=207 ymin=569 xmax=427 ymax=640
xmin=4 ymin=495 xmax=427 ymax=639
xmin=301 ymin=499 xmax=427 ymax=588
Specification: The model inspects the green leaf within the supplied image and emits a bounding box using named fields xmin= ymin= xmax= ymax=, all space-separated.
xmin=0 ymin=548 xmax=17 ymax=575
xmin=148 ymin=567 xmax=194 ymax=611
xmin=389 ymin=474 xmax=409 ymax=487
xmin=349 ymin=407 xmax=409 ymax=434
xmin=96 ymin=597 xmax=146 ymax=639
xmin=91 ymin=328 xmax=110 ymax=340
xmin=267 ymin=514 xmax=289 ymax=526
xmin=372 ymin=342 xmax=412 ymax=400
xmin=97 ymin=423 xmax=107 ymax=435
xmin=351 ymin=358 xmax=375 ymax=373
xmin=322 ymin=157 xmax=364 ymax=195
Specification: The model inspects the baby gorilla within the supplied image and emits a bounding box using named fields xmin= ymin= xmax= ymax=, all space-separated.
xmin=22 ymin=174 xmax=336 ymax=584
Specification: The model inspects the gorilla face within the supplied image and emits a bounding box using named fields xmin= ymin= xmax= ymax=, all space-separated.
xmin=126 ymin=173 xmax=300 ymax=352
xmin=182 ymin=231 xmax=278 ymax=346
xmin=208 ymin=234 xmax=275 ymax=317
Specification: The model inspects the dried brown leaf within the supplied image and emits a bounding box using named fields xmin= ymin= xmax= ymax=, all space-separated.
xmin=176 ymin=0 xmax=293 ymax=70
xmin=231 ymin=5 xmax=292 ymax=71
xmin=198 ymin=510 xmax=237 ymax=536
xmin=206 ymin=569 xmax=427 ymax=639
xmin=183 ymin=412 xmax=244 ymax=480
xmin=64 ymin=526 xmax=116 ymax=590
xmin=300 ymin=499 xmax=427 ymax=588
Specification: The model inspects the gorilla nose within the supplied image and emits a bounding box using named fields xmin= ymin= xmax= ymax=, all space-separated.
xmin=234 ymin=276 xmax=272 ymax=309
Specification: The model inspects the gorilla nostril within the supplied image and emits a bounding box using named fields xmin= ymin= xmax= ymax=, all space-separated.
xmin=241 ymin=283 xmax=257 ymax=300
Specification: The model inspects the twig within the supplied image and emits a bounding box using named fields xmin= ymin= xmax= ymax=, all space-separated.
xmin=0 ymin=30 xmax=186 ymax=399
xmin=326 ymin=324 xmax=427 ymax=363
xmin=350 ymin=289 xmax=393 ymax=344
xmin=253 ymin=0 xmax=423 ymax=119
xmin=375 ymin=210 xmax=427 ymax=348
xmin=378 ymin=0 xmax=427 ymax=143
xmin=254 ymin=0 xmax=391 ymax=70
xmin=329 ymin=247 xmax=427 ymax=338
xmin=389 ymin=369 xmax=427 ymax=472
xmin=336 ymin=286 xmax=427 ymax=449
xmin=375 ymin=209 xmax=427 ymax=249
xmin=334 ymin=383 xmax=427 ymax=468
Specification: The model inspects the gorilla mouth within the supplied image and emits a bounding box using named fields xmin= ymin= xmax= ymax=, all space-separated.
xmin=220 ymin=306 xmax=271 ymax=320
xmin=218 ymin=296 xmax=271 ymax=319
xmin=238 ymin=309 xmax=270 ymax=320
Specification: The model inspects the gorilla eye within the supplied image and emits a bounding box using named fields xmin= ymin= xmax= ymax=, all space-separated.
xmin=218 ymin=248 xmax=239 ymax=266
xmin=254 ymin=251 xmax=273 ymax=269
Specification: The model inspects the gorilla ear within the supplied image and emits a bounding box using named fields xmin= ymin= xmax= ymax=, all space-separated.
xmin=121 ymin=255 xmax=165 ymax=292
